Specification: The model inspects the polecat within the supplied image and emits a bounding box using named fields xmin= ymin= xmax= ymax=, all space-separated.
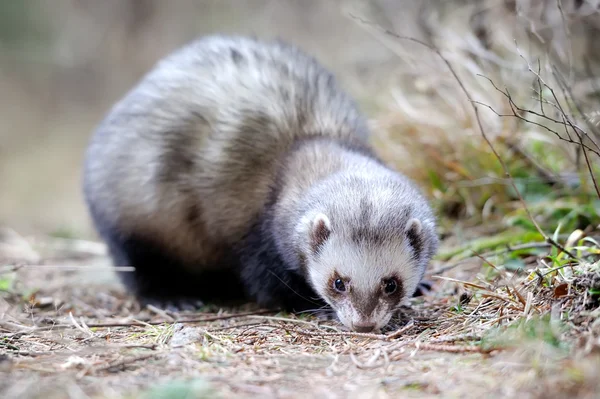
xmin=83 ymin=35 xmax=439 ymax=332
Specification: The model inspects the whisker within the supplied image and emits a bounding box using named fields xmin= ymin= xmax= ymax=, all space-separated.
xmin=296 ymin=306 xmax=330 ymax=315
xmin=266 ymin=269 xmax=324 ymax=308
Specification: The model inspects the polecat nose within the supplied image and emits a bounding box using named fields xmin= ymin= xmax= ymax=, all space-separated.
xmin=353 ymin=323 xmax=375 ymax=333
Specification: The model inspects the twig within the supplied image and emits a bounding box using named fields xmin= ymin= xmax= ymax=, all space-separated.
xmin=115 ymin=344 xmax=158 ymax=350
xmin=205 ymin=322 xmax=266 ymax=333
xmin=429 ymin=241 xmax=554 ymax=276
xmin=454 ymin=173 xmax=587 ymax=187
xmin=514 ymin=45 xmax=600 ymax=190
xmin=555 ymin=0 xmax=573 ymax=82
xmin=472 ymin=78 xmax=600 ymax=156
xmin=433 ymin=276 xmax=519 ymax=306
xmin=146 ymin=304 xmax=176 ymax=322
xmin=2 ymin=265 xmax=135 ymax=272
xmin=541 ymin=261 xmax=580 ymax=276
xmin=501 ymin=138 xmax=561 ymax=185
xmin=246 ymin=315 xmax=319 ymax=327
xmin=0 ymin=342 xmax=20 ymax=351
xmin=428 ymin=333 xmax=482 ymax=344
xmin=3 ymin=309 xmax=277 ymax=332
xmin=285 ymin=321 xmax=415 ymax=342
xmin=69 ymin=312 xmax=95 ymax=338
xmin=350 ymin=350 xmax=385 ymax=369
xmin=503 ymin=242 xmax=552 ymax=253
xmin=92 ymin=353 xmax=158 ymax=373
xmin=472 ymin=252 xmax=501 ymax=273
xmin=414 ymin=342 xmax=496 ymax=354
xmin=515 ymin=46 xmax=600 ymax=150
xmin=550 ymin=66 xmax=600 ymax=200
xmin=0 ymin=264 xmax=25 ymax=275
xmin=348 ymin=15 xmax=582 ymax=262
xmin=3 ymin=350 xmax=48 ymax=357
xmin=288 ymin=327 xmax=388 ymax=340
xmin=83 ymin=309 xmax=277 ymax=328
xmin=386 ymin=321 xmax=415 ymax=340
xmin=427 ymin=259 xmax=475 ymax=276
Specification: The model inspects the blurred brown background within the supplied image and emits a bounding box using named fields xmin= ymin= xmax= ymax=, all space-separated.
xmin=1 ymin=0 xmax=598 ymax=239
xmin=0 ymin=0 xmax=402 ymax=238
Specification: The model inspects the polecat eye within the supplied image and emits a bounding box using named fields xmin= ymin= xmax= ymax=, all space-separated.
xmin=383 ymin=278 xmax=398 ymax=294
xmin=333 ymin=278 xmax=346 ymax=292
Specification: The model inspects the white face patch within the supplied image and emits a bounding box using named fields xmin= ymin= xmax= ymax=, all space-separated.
xmin=293 ymin=168 xmax=437 ymax=332
xmin=306 ymin=233 xmax=420 ymax=332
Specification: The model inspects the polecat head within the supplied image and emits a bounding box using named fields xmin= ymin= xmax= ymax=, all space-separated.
xmin=294 ymin=177 xmax=437 ymax=332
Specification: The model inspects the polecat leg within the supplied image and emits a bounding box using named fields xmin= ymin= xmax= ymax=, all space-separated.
xmin=100 ymin=227 xmax=246 ymax=309
xmin=413 ymin=280 xmax=433 ymax=297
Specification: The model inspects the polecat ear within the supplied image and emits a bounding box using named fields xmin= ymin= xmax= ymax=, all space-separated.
xmin=309 ymin=213 xmax=331 ymax=253
xmin=405 ymin=218 xmax=423 ymax=257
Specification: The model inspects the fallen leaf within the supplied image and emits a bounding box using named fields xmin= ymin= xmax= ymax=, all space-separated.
xmin=553 ymin=283 xmax=569 ymax=298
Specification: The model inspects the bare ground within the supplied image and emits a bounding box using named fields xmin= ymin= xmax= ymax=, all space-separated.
xmin=2 ymin=1 xmax=600 ymax=398
xmin=1 ymin=230 xmax=599 ymax=399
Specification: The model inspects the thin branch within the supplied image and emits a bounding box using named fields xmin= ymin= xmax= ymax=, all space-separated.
xmin=346 ymin=17 xmax=596 ymax=256
xmin=385 ymin=321 xmax=415 ymax=340
xmin=428 ymin=242 xmax=552 ymax=276
xmin=515 ymin=46 xmax=600 ymax=153
xmin=356 ymin=25 xmax=581 ymax=261
xmin=1 ymin=265 xmax=136 ymax=272
xmin=84 ymin=309 xmax=278 ymax=328
xmin=474 ymin=51 xmax=600 ymax=200
xmin=537 ymin=58 xmax=545 ymax=115
xmin=474 ymin=75 xmax=600 ymax=157
xmin=270 ymin=321 xmax=416 ymax=342
xmin=454 ymin=173 xmax=586 ymax=188
xmin=550 ymin=66 xmax=600 ymax=200
xmin=91 ymin=353 xmax=159 ymax=374
xmin=556 ymin=0 xmax=573 ymax=82
xmin=286 ymin=326 xmax=391 ymax=341
xmin=433 ymin=276 xmax=519 ymax=304
xmin=501 ymin=138 xmax=561 ymax=186
xmin=414 ymin=342 xmax=496 ymax=354
xmin=2 ymin=309 xmax=278 ymax=332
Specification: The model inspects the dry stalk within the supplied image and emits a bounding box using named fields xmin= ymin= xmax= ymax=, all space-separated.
xmin=3 ymin=309 xmax=277 ymax=332
xmin=90 ymin=353 xmax=159 ymax=374
xmin=550 ymin=66 xmax=600 ymax=200
xmin=428 ymin=241 xmax=553 ymax=275
xmin=348 ymin=14 xmax=583 ymax=261
xmin=270 ymin=321 xmax=416 ymax=342
xmin=83 ymin=309 xmax=277 ymax=328
xmin=473 ymin=52 xmax=600 ymax=200
xmin=414 ymin=342 xmax=496 ymax=354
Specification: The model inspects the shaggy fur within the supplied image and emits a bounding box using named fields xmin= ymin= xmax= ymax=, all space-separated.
xmin=83 ymin=34 xmax=439 ymax=331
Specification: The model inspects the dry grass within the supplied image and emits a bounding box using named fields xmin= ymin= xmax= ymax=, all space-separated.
xmin=1 ymin=225 xmax=599 ymax=398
